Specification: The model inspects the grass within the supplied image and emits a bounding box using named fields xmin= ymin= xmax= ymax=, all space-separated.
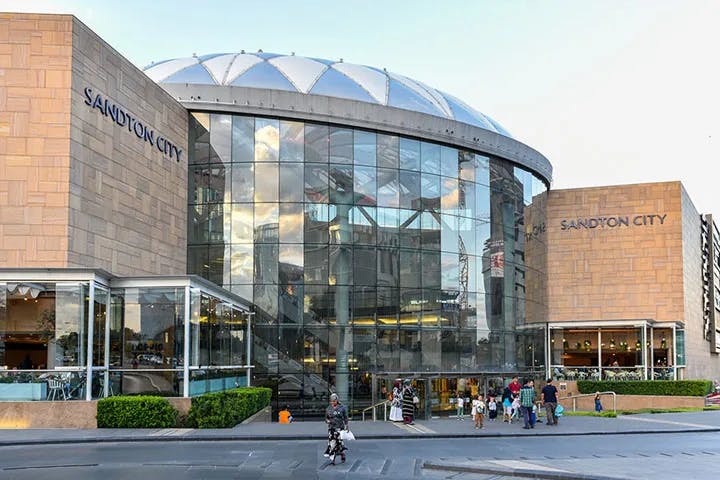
xmin=617 ymin=406 xmax=720 ymax=415
xmin=562 ymin=411 xmax=618 ymax=418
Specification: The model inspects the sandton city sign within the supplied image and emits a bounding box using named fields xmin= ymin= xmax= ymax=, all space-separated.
xmin=83 ymin=87 xmax=183 ymax=162
xmin=560 ymin=214 xmax=667 ymax=231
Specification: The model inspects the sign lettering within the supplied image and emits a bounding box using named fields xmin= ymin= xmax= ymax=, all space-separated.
xmin=560 ymin=214 xmax=668 ymax=231
xmin=84 ymin=87 xmax=183 ymax=162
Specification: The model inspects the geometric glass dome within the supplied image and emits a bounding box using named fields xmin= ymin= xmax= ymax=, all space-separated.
xmin=143 ymin=52 xmax=512 ymax=137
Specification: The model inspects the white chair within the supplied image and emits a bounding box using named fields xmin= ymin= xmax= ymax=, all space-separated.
xmin=47 ymin=378 xmax=68 ymax=401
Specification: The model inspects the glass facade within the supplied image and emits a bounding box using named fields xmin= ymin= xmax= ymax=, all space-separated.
xmin=187 ymin=112 xmax=549 ymax=415
xmin=0 ymin=274 xmax=250 ymax=400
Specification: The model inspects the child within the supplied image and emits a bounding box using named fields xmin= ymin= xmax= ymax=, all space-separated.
xmin=278 ymin=404 xmax=293 ymax=424
xmin=488 ymin=396 xmax=497 ymax=421
xmin=594 ymin=392 xmax=603 ymax=412
xmin=471 ymin=395 xmax=485 ymax=429
xmin=502 ymin=395 xmax=512 ymax=423
xmin=511 ymin=395 xmax=521 ymax=423
xmin=456 ymin=393 xmax=464 ymax=420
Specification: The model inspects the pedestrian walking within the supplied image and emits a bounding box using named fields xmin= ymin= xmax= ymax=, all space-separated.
xmin=594 ymin=392 xmax=603 ymax=412
xmin=324 ymin=393 xmax=348 ymax=465
xmin=402 ymin=379 xmax=416 ymax=424
xmin=502 ymin=394 xmax=512 ymax=423
xmin=471 ymin=395 xmax=485 ymax=429
xmin=541 ymin=378 xmax=559 ymax=426
xmin=456 ymin=393 xmax=465 ymax=420
xmin=519 ymin=380 xmax=536 ymax=429
xmin=511 ymin=395 xmax=520 ymax=423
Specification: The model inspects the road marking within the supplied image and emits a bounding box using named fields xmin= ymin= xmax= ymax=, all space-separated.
xmin=392 ymin=423 xmax=426 ymax=434
xmin=149 ymin=428 xmax=193 ymax=437
xmin=488 ymin=460 xmax=570 ymax=472
xmin=620 ymin=416 xmax=715 ymax=429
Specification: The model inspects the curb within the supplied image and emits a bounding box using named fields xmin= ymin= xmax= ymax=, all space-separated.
xmin=423 ymin=461 xmax=629 ymax=480
xmin=1 ymin=427 xmax=719 ymax=447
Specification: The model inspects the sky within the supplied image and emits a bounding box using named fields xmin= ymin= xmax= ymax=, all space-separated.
xmin=5 ymin=0 xmax=720 ymax=215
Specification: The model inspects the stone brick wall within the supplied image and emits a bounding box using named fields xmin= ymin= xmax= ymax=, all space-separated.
xmin=0 ymin=14 xmax=73 ymax=267
xmin=547 ymin=182 xmax=684 ymax=323
xmin=68 ymin=17 xmax=188 ymax=275
xmin=680 ymin=186 xmax=718 ymax=379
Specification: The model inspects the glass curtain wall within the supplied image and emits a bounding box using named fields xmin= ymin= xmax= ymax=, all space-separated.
xmin=187 ymin=112 xmax=549 ymax=415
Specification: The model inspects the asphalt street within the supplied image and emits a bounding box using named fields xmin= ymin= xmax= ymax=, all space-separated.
xmin=0 ymin=430 xmax=719 ymax=479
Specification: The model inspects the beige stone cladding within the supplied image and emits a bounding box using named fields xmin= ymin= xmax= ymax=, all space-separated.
xmin=547 ymin=182 xmax=684 ymax=323
xmin=68 ymin=17 xmax=188 ymax=275
xmin=680 ymin=186 xmax=718 ymax=378
xmin=0 ymin=14 xmax=73 ymax=267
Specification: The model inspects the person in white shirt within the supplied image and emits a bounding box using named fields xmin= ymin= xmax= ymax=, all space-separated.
xmin=471 ymin=395 xmax=485 ymax=429
xmin=456 ymin=393 xmax=464 ymax=420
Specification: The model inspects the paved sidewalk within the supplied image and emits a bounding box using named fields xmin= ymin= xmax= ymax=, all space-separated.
xmin=1 ymin=410 xmax=719 ymax=446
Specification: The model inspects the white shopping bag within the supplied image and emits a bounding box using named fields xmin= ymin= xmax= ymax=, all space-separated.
xmin=339 ymin=429 xmax=355 ymax=441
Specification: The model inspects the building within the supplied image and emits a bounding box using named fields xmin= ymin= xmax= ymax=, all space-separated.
xmin=7 ymin=12 xmax=717 ymax=420
xmin=544 ymin=182 xmax=720 ymax=382
xmin=1 ymin=12 xmax=553 ymax=416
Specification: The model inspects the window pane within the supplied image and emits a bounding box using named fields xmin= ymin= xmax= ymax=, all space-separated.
xmin=329 ymin=245 xmax=353 ymax=286
xmin=399 ymin=171 xmax=421 ymax=210
xmin=231 ymin=163 xmax=253 ymax=203
xmin=279 ymin=246 xmax=304 ymax=284
xmin=441 ymin=253 xmax=460 ymax=290
xmin=353 ymin=287 xmax=376 ymax=325
xmin=398 ymin=209 xmax=421 ymax=249
xmin=377 ymin=207 xmax=399 ymax=246
xmin=304 ymin=244 xmax=328 ymax=284
xmin=399 ymin=137 xmax=420 ymax=171
xmin=441 ymin=213 xmax=459 ymax=253
xmin=377 ymin=287 xmax=399 ymax=325
xmin=254 ymin=244 xmax=278 ymax=284
xmin=458 ymin=151 xmax=475 ymax=182
xmin=329 ymin=127 xmax=353 ymax=164
xmin=279 ymin=163 xmax=303 ymax=202
xmin=279 ymin=203 xmax=303 ymax=243
xmin=351 ymin=206 xmax=376 ymax=245
xmin=280 ymin=121 xmax=304 ymax=162
xmin=255 ymin=118 xmax=279 ymax=162
xmin=353 ymin=246 xmax=376 ymax=286
xmin=421 ymin=142 xmax=440 ymax=174
xmin=376 ymin=247 xmax=399 ymax=287
xmin=400 ymin=249 xmax=421 ymax=288
xmin=232 ymin=116 xmax=254 ymax=162
xmin=422 ymin=251 xmax=441 ymax=289
xmin=329 ymin=164 xmax=353 ymax=202
xmin=440 ymin=146 xmax=458 ymax=178
xmin=305 ymin=124 xmax=328 ymax=163
xmin=441 ymin=177 xmax=459 ymax=212
xmin=210 ymin=114 xmax=232 ymax=163
xmin=254 ymin=163 xmax=279 ymax=202
xmin=190 ymin=113 xmax=210 ymax=164
xmin=475 ymin=154 xmax=490 ymax=186
xmin=353 ymin=165 xmax=376 ymax=206
xmin=421 ymin=173 xmax=440 ymax=210
xmin=377 ymin=168 xmax=399 ymax=207
xmin=304 ymin=203 xmax=328 ymax=243
xmin=254 ymin=203 xmax=278 ymax=243
xmin=354 ymin=130 xmax=376 ymax=166
xmin=421 ymin=211 xmax=440 ymax=251
xmin=305 ymin=164 xmax=329 ymax=203
xmin=377 ymin=134 xmax=399 ymax=169
xmin=231 ymin=243 xmax=253 ymax=284
xmin=231 ymin=203 xmax=253 ymax=243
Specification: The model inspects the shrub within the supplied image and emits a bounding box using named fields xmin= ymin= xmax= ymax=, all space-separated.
xmin=577 ymin=380 xmax=712 ymax=397
xmin=97 ymin=396 xmax=178 ymax=428
xmin=186 ymin=387 xmax=272 ymax=428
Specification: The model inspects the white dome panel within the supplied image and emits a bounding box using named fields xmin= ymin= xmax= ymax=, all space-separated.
xmin=269 ymin=56 xmax=328 ymax=94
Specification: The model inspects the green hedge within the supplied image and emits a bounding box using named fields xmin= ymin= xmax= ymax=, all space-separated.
xmin=97 ymin=396 xmax=178 ymax=428
xmin=577 ymin=380 xmax=712 ymax=397
xmin=186 ymin=387 xmax=272 ymax=428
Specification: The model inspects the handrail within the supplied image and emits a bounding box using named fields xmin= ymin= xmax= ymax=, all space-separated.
xmin=560 ymin=391 xmax=616 ymax=414
xmin=361 ymin=400 xmax=390 ymax=421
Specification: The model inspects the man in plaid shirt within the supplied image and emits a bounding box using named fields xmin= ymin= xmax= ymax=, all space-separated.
xmin=519 ymin=380 xmax=536 ymax=429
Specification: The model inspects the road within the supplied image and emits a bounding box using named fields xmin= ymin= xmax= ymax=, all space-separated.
xmin=0 ymin=431 xmax=718 ymax=479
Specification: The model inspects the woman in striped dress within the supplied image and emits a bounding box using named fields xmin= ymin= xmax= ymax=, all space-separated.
xmin=401 ymin=380 xmax=416 ymax=425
